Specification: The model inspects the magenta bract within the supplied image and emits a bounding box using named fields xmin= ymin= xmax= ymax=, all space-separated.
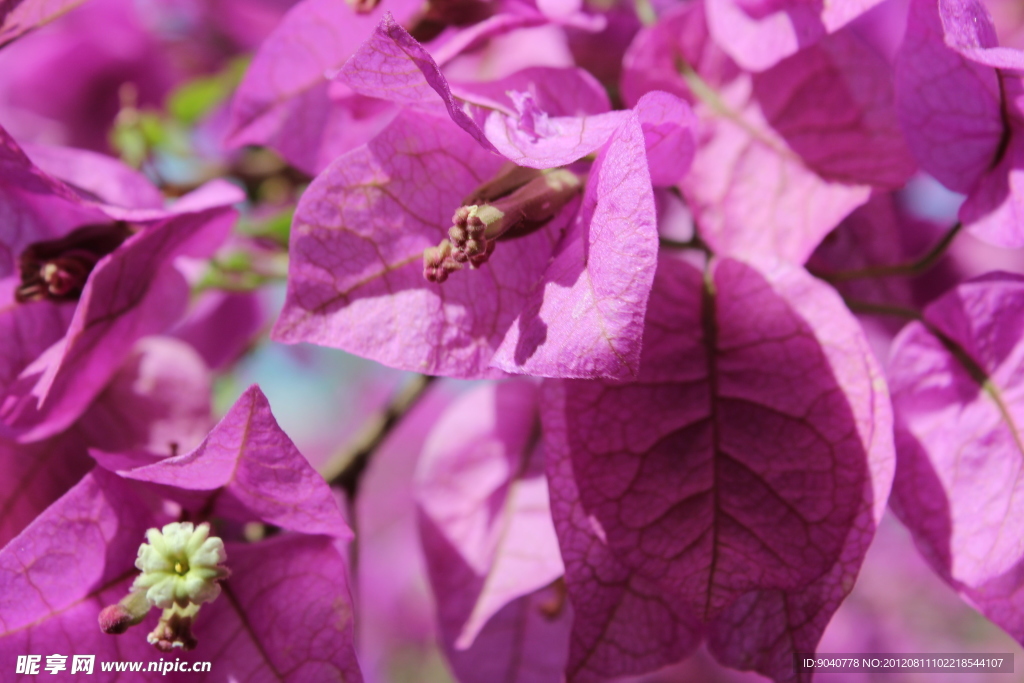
xmin=416 ymin=380 xmax=569 ymax=682
xmin=0 ymin=386 xmax=359 ymax=681
xmin=544 ymin=253 xmax=894 ymax=682
xmin=889 ymin=273 xmax=1024 ymax=643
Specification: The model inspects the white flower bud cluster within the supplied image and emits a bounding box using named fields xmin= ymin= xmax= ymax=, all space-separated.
xmin=133 ymin=522 xmax=229 ymax=609
xmin=100 ymin=521 xmax=229 ymax=652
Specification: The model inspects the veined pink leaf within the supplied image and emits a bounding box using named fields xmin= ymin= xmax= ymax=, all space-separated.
xmin=889 ymin=273 xmax=1024 ymax=642
xmin=104 ymin=385 xmax=350 ymax=540
xmin=0 ymin=430 xmax=90 ymax=548
xmin=490 ymin=111 xmax=657 ymax=379
xmin=0 ymin=467 xmax=361 ymax=681
xmin=705 ymin=0 xmax=887 ymax=72
xmin=896 ymin=0 xmax=1024 ymax=248
xmin=544 ymin=253 xmax=894 ymax=681
xmin=338 ymin=14 xmax=631 ymax=168
xmin=226 ymin=0 xmax=419 ymax=174
xmin=275 ymin=102 xmax=663 ymax=379
xmin=0 ymin=202 xmax=236 ymax=442
xmin=623 ymin=3 xmax=912 ymax=263
xmin=416 ymin=381 xmax=562 ymax=650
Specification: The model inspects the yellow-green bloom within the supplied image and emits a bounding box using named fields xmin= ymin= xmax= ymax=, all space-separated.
xmin=132 ymin=522 xmax=229 ymax=609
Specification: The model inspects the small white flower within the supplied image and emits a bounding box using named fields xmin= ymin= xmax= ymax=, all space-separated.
xmin=132 ymin=522 xmax=229 ymax=609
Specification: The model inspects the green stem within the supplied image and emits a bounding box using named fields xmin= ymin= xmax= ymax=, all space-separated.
xmin=324 ymin=374 xmax=437 ymax=492
xmin=842 ymin=298 xmax=922 ymax=320
xmin=324 ymin=374 xmax=436 ymax=616
xmin=811 ymin=222 xmax=962 ymax=283
xmin=634 ymin=0 xmax=657 ymax=26
xmin=659 ymin=234 xmax=711 ymax=253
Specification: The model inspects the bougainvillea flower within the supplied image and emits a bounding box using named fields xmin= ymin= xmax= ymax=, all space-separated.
xmin=623 ymin=2 xmax=914 ymax=264
xmin=896 ymin=0 xmax=1024 ymax=248
xmin=227 ymin=0 xmax=422 ymax=175
xmin=704 ymin=0 xmax=887 ymax=72
xmin=335 ymin=15 xmax=636 ymax=168
xmin=273 ymin=107 xmax=667 ymax=379
xmin=543 ymin=253 xmax=894 ymax=682
xmin=0 ymin=335 xmax=212 ymax=549
xmin=416 ymin=380 xmax=570 ymax=681
xmin=0 ymin=386 xmax=361 ymax=680
xmin=228 ymin=0 xmax=607 ymax=174
xmin=0 ymin=127 xmax=241 ymax=441
xmin=888 ymin=274 xmax=1024 ymax=643
xmin=274 ymin=15 xmax=695 ymax=379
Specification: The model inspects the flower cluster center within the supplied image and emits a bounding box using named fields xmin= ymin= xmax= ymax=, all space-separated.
xmin=16 ymin=221 xmax=132 ymax=303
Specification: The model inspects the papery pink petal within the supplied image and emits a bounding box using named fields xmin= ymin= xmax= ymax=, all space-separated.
xmin=888 ymin=273 xmax=1024 ymax=641
xmin=544 ymin=379 xmax=702 ymax=681
xmin=0 ymin=267 xmax=190 ymax=443
xmin=565 ymin=3 xmax=641 ymax=87
xmin=416 ymin=381 xmax=562 ymax=652
xmin=429 ymin=13 xmax=549 ymax=67
xmin=203 ymin=536 xmax=363 ymax=682
xmin=0 ymin=470 xmax=162 ymax=670
xmin=752 ymin=28 xmax=914 ymax=188
xmin=544 ymin=254 xmax=894 ymax=681
xmin=450 ymin=66 xmax=611 ymax=118
xmin=0 ymin=126 xmax=242 ymax=275
xmin=227 ymin=0 xmax=419 ymax=174
xmin=0 ymin=204 xmax=236 ymax=442
xmin=936 ymin=0 xmax=1024 ymax=68
xmin=491 ymin=113 xmax=656 ymax=379
xmin=0 ymin=122 xmax=95 ymax=206
xmin=273 ymin=111 xmax=549 ymax=378
xmin=340 ymin=14 xmax=631 ymax=167
xmin=171 ymin=290 xmax=267 ymax=371
xmin=680 ymin=107 xmax=868 ymax=264
xmin=0 ymin=0 xmax=87 ymax=48
xmin=0 ymin=470 xmax=362 ymax=681
xmin=101 ymin=179 xmax=244 ymax=223
xmin=357 ymin=384 xmax=454 ymax=683
xmin=20 ymin=142 xmax=164 ymax=209
xmin=0 ymin=431 xmax=91 ymax=547
xmin=958 ymin=133 xmax=1024 ymax=247
xmin=624 ymin=5 xmax=907 ymax=263
xmin=633 ymin=91 xmax=698 ymax=187
xmin=442 ymin=582 xmax=573 ymax=683
xmin=805 ymin=193 xmax=937 ymax=360
xmin=0 ymin=122 xmax=201 ymax=219
xmin=895 ymin=0 xmax=1004 ymax=195
xmin=108 ymin=385 xmax=351 ymax=539
xmin=0 ymin=279 xmax=73 ymax=397
xmin=75 ymin=337 xmax=212 ymax=456
xmin=479 ymin=103 xmax=628 ymax=170
xmin=904 ymin=0 xmax=1024 ymax=248
xmin=0 ymin=471 xmax=165 ymax=671
xmin=440 ymin=23 xmax=576 ymax=82
xmin=706 ymin=0 xmax=887 ymax=72
xmin=338 ymin=13 xmax=500 ymax=151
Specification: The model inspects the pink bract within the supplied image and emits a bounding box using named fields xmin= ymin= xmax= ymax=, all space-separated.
xmin=544 ymin=253 xmax=894 ymax=682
